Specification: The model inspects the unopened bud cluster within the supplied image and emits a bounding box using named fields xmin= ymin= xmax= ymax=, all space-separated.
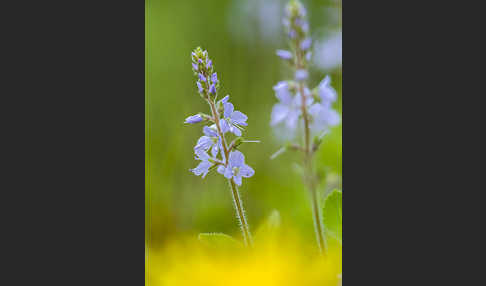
xmin=191 ymin=47 xmax=219 ymax=98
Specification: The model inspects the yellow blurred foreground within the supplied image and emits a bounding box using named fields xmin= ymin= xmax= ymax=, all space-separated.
xmin=146 ymin=230 xmax=342 ymax=286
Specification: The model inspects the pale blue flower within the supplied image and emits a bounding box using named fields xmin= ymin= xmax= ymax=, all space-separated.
xmin=309 ymin=103 xmax=340 ymax=133
xmin=218 ymin=95 xmax=230 ymax=106
xmin=217 ymin=150 xmax=254 ymax=186
xmin=220 ymin=102 xmax=248 ymax=136
xmin=199 ymin=73 xmax=206 ymax=82
xmin=194 ymin=125 xmax=222 ymax=157
xmin=305 ymin=51 xmax=312 ymax=61
xmin=300 ymin=38 xmax=312 ymax=51
xmin=295 ymin=18 xmax=309 ymax=33
xmin=271 ymin=89 xmax=312 ymax=132
xmin=297 ymin=5 xmax=307 ymax=17
xmin=207 ymin=59 xmax=212 ymax=69
xmin=314 ymin=31 xmax=342 ymax=71
xmin=190 ymin=150 xmax=214 ymax=178
xmin=185 ymin=114 xmax=203 ymax=124
xmin=209 ymin=84 xmax=216 ymax=94
xmin=307 ymin=76 xmax=339 ymax=133
xmin=273 ymin=81 xmax=291 ymax=101
xmin=192 ymin=63 xmax=198 ymax=71
xmin=197 ymin=82 xmax=203 ymax=93
xmin=211 ymin=73 xmax=218 ymax=84
xmin=288 ymin=29 xmax=297 ymax=39
xmin=276 ymin=49 xmax=293 ymax=60
xmin=317 ymin=75 xmax=337 ymax=105
xmin=295 ymin=69 xmax=308 ymax=81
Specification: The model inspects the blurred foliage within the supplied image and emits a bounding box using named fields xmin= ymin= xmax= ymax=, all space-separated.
xmin=323 ymin=189 xmax=342 ymax=244
xmin=146 ymin=0 xmax=341 ymax=248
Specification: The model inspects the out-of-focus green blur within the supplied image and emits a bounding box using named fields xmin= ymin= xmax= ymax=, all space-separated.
xmin=146 ymin=0 xmax=341 ymax=247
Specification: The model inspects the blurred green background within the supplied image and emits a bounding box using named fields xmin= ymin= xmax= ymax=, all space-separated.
xmin=146 ymin=0 xmax=341 ymax=247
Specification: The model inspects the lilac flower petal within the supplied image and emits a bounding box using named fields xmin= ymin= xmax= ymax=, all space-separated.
xmin=194 ymin=136 xmax=212 ymax=152
xmin=223 ymin=166 xmax=232 ymax=179
xmin=185 ymin=114 xmax=202 ymax=124
xmin=309 ymin=104 xmax=340 ymax=133
xmin=276 ymin=49 xmax=293 ymax=60
xmin=320 ymin=75 xmax=331 ymax=86
xmin=200 ymin=164 xmax=211 ymax=178
xmin=300 ymin=89 xmax=314 ymax=106
xmin=295 ymin=18 xmax=305 ymax=29
xmin=209 ymin=84 xmax=216 ymax=94
xmin=203 ymin=126 xmax=218 ymax=137
xmin=220 ymin=143 xmax=226 ymax=162
xmin=240 ymin=164 xmax=255 ymax=178
xmin=308 ymin=103 xmax=322 ymax=116
xmin=219 ymin=95 xmax=230 ymax=105
xmin=301 ymin=22 xmax=309 ymax=33
xmin=293 ymin=92 xmax=312 ymax=109
xmin=229 ymin=151 xmax=245 ymax=167
xmin=211 ymin=142 xmax=219 ymax=157
xmin=318 ymin=76 xmax=337 ymax=103
xmin=305 ymin=51 xmax=312 ymax=61
xmin=191 ymin=161 xmax=212 ymax=178
xmin=211 ymin=73 xmax=218 ymax=84
xmin=295 ymin=69 xmax=308 ymax=81
xmin=276 ymin=92 xmax=292 ymax=105
xmin=217 ymin=165 xmax=225 ymax=175
xmin=273 ymin=81 xmax=288 ymax=91
xmin=231 ymin=111 xmax=248 ymax=126
xmin=197 ymin=82 xmax=203 ymax=93
xmin=230 ymin=125 xmax=242 ymax=137
xmin=223 ymin=102 xmax=234 ymax=118
xmin=220 ymin=120 xmax=230 ymax=134
xmin=195 ymin=150 xmax=210 ymax=161
xmin=207 ymin=59 xmax=212 ymax=69
xmin=199 ymin=73 xmax=206 ymax=82
xmin=327 ymin=109 xmax=340 ymax=126
xmin=233 ymin=174 xmax=242 ymax=186
xmin=285 ymin=109 xmax=300 ymax=130
xmin=300 ymin=38 xmax=312 ymax=51
xmin=273 ymin=81 xmax=292 ymax=104
xmin=271 ymin=104 xmax=289 ymax=126
xmin=289 ymin=29 xmax=297 ymax=39
xmin=192 ymin=63 xmax=198 ymax=71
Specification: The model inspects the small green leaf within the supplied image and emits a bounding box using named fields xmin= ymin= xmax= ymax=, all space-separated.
xmin=198 ymin=233 xmax=243 ymax=249
xmin=322 ymin=190 xmax=342 ymax=243
xmin=255 ymin=210 xmax=281 ymax=242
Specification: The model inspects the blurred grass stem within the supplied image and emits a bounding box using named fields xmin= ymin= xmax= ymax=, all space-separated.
xmin=296 ymin=37 xmax=326 ymax=255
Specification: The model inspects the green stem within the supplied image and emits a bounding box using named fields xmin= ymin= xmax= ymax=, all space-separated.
xmin=229 ymin=179 xmax=253 ymax=247
xmin=208 ymin=98 xmax=253 ymax=247
xmin=306 ymin=159 xmax=326 ymax=254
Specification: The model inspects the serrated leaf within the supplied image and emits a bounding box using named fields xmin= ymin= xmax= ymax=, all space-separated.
xmin=255 ymin=210 xmax=281 ymax=242
xmin=322 ymin=190 xmax=342 ymax=243
xmin=198 ymin=233 xmax=243 ymax=249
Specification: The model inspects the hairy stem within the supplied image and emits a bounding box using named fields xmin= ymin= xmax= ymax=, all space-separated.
xmin=208 ymin=98 xmax=253 ymax=247
xmin=229 ymin=179 xmax=253 ymax=247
